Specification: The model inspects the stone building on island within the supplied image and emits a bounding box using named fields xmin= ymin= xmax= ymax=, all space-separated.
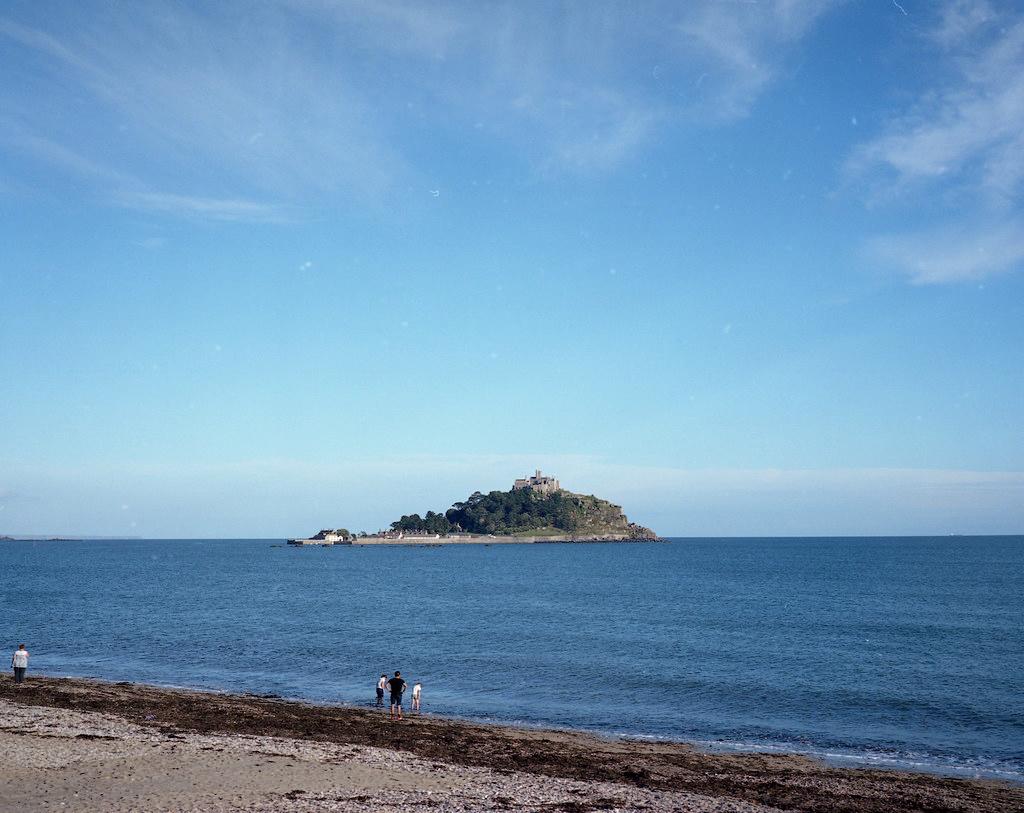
xmin=513 ymin=469 xmax=561 ymax=495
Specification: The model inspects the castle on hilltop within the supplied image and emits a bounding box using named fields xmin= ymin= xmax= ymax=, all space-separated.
xmin=513 ymin=469 xmax=561 ymax=495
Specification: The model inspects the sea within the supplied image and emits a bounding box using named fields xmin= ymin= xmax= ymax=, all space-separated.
xmin=2 ymin=536 xmax=1022 ymax=782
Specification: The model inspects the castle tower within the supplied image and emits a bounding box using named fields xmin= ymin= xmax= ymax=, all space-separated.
xmin=513 ymin=470 xmax=561 ymax=495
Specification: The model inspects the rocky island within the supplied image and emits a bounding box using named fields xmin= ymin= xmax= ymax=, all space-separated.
xmin=289 ymin=470 xmax=658 ymax=545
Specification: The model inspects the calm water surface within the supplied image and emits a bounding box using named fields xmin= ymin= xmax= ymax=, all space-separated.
xmin=2 ymin=536 xmax=1022 ymax=781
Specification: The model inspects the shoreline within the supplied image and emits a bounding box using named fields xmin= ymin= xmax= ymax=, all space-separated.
xmin=29 ymin=669 xmax=1019 ymax=783
xmin=289 ymin=535 xmax=663 ymax=545
xmin=2 ymin=675 xmax=1021 ymax=812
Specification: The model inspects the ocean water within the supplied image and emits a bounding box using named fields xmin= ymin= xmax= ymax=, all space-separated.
xmin=2 ymin=536 xmax=1022 ymax=781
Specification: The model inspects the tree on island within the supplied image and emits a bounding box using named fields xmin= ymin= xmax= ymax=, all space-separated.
xmin=391 ymin=511 xmax=454 ymax=534
xmin=389 ymin=488 xmax=594 ymax=535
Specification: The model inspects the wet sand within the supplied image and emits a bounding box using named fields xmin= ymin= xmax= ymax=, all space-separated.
xmin=1 ymin=675 xmax=1021 ymax=812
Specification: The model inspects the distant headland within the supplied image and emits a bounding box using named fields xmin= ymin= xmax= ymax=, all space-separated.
xmin=288 ymin=470 xmax=658 ymax=545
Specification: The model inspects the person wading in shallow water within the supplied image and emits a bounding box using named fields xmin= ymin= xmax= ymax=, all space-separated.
xmin=387 ymin=671 xmax=406 ymax=720
xmin=11 ymin=644 xmax=29 ymax=684
xmin=376 ymin=673 xmax=387 ymax=707
xmin=411 ymin=680 xmax=422 ymax=713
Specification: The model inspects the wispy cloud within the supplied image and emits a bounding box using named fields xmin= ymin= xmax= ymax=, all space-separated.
xmin=0 ymin=4 xmax=403 ymax=216
xmin=453 ymin=1 xmax=837 ymax=168
xmin=282 ymin=0 xmax=464 ymax=59
xmin=930 ymin=0 xmax=997 ymax=47
xmin=0 ymin=114 xmax=289 ymax=223
xmin=849 ymin=3 xmax=1024 ymax=283
xmin=866 ymin=219 xmax=1024 ymax=284
xmin=675 ymin=0 xmax=839 ymax=121
xmin=0 ymin=116 xmax=125 ymax=182
xmin=0 ymin=17 xmax=103 ymax=76
xmin=118 ymin=191 xmax=291 ymax=223
xmin=849 ymin=20 xmax=1024 ymax=201
xmin=547 ymin=99 xmax=660 ymax=172
xmin=0 ymin=1 xmax=838 ymax=215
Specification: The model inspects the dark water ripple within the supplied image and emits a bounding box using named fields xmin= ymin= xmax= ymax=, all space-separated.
xmin=2 ymin=536 xmax=1022 ymax=781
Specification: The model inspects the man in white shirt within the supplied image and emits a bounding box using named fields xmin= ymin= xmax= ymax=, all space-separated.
xmin=11 ymin=644 xmax=28 ymax=684
xmin=412 ymin=681 xmax=422 ymax=713
xmin=376 ymin=673 xmax=387 ymax=707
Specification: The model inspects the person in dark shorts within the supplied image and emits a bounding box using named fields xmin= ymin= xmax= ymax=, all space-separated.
xmin=376 ymin=673 xmax=387 ymax=707
xmin=387 ymin=670 xmax=406 ymax=720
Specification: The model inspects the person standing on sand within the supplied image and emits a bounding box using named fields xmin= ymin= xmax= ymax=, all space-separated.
xmin=11 ymin=644 xmax=28 ymax=684
xmin=411 ymin=680 xmax=422 ymax=713
xmin=387 ymin=670 xmax=406 ymax=720
xmin=376 ymin=673 xmax=387 ymax=707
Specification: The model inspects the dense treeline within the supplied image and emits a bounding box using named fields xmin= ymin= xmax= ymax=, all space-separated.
xmin=390 ymin=489 xmax=586 ymax=535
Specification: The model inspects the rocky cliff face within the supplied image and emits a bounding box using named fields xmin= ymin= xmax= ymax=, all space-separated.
xmin=564 ymin=492 xmax=658 ymax=539
xmin=627 ymin=522 xmax=658 ymax=540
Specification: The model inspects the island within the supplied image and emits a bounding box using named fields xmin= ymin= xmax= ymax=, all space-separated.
xmin=288 ymin=470 xmax=658 ymax=545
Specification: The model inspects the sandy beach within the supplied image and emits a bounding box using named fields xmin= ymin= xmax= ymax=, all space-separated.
xmin=1 ymin=676 xmax=1021 ymax=813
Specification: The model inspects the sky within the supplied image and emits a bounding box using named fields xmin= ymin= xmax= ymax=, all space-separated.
xmin=1 ymin=0 xmax=1022 ymax=537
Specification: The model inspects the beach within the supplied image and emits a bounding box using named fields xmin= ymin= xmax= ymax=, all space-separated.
xmin=2 ymin=676 xmax=1021 ymax=813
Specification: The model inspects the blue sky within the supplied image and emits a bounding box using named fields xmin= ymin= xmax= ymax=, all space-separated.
xmin=2 ymin=0 xmax=1022 ymax=537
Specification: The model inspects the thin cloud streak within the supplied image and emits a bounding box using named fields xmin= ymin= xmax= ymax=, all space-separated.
xmin=281 ymin=0 xmax=464 ymax=59
xmin=118 ymin=191 xmax=292 ymax=224
xmin=0 ymin=116 xmax=127 ymax=182
xmin=0 ymin=115 xmax=288 ymax=223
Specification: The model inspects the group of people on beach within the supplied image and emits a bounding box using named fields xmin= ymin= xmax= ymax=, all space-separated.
xmin=12 ymin=638 xmax=428 ymax=716
xmin=376 ymin=671 xmax=421 ymax=719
